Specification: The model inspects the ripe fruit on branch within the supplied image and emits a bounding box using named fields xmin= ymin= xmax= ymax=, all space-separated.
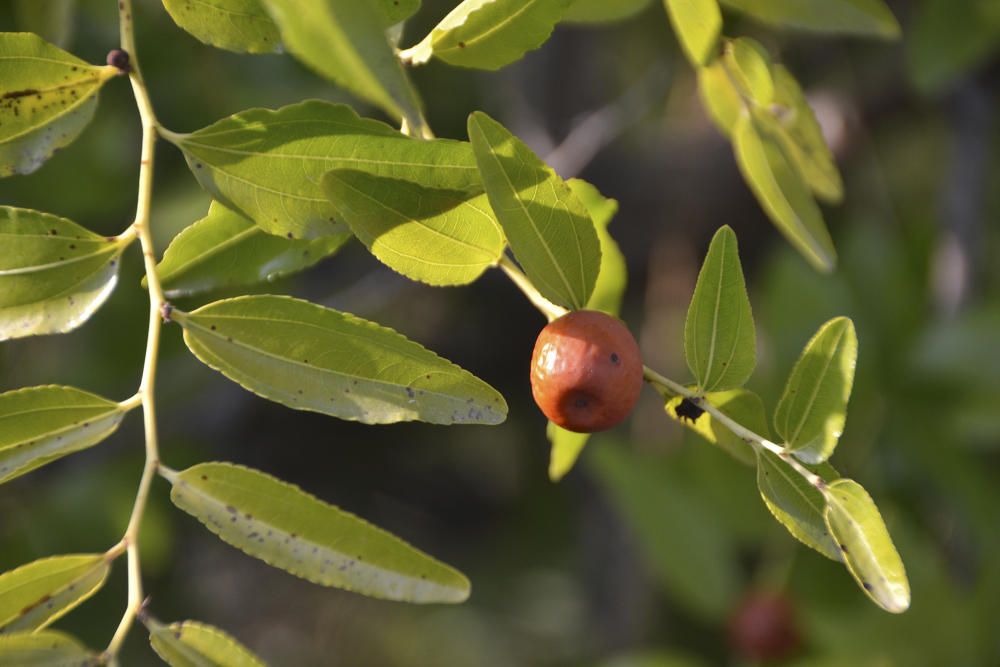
xmin=529 ymin=310 xmax=643 ymax=433
xmin=727 ymin=591 xmax=801 ymax=662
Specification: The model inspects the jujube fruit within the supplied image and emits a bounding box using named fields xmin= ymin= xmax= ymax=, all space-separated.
xmin=530 ymin=310 xmax=643 ymax=433
xmin=727 ymin=591 xmax=801 ymax=662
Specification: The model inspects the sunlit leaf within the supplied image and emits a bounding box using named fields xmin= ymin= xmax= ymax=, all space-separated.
xmin=0 ymin=554 xmax=110 ymax=633
xmin=162 ymin=0 xmax=281 ymax=54
xmin=664 ymin=388 xmax=765 ymax=465
xmin=166 ymin=101 xmax=479 ymax=240
xmin=145 ymin=616 xmax=266 ymax=667
xmin=261 ymin=0 xmax=425 ymax=130
xmin=0 ymin=33 xmax=116 ymax=177
xmin=547 ymin=421 xmax=589 ymax=482
xmin=402 ymin=0 xmax=571 ymax=70
xmin=174 ymin=295 xmax=507 ymax=425
xmin=0 ymin=207 xmax=127 ymax=340
xmin=684 ymin=225 xmax=755 ymax=393
xmin=824 ymin=479 xmax=910 ymax=613
xmin=697 ymin=58 xmax=743 ymax=137
xmin=0 ymin=630 xmax=98 ymax=665
xmin=164 ymin=462 xmax=471 ymax=603
xmin=756 ymin=449 xmax=840 ymax=560
xmin=732 ymin=112 xmax=835 ymax=272
xmin=774 ymin=317 xmax=857 ymax=463
xmin=468 ymin=111 xmax=601 ymax=310
xmin=663 ymin=0 xmax=722 ymax=65
xmin=569 ymin=179 xmax=626 ymax=317
xmin=769 ymin=65 xmax=843 ymax=203
xmin=154 ymin=202 xmax=349 ymax=298
xmin=563 ymin=0 xmax=651 ymax=23
xmin=723 ymin=37 xmax=773 ymax=105
xmin=719 ymin=0 xmax=900 ymax=39
xmin=14 ymin=1 xmax=76 ymax=48
xmin=321 ymin=170 xmax=504 ymax=286
xmin=0 ymin=385 xmax=126 ymax=484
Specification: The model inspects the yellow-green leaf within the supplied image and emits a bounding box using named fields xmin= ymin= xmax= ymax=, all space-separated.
xmin=732 ymin=112 xmax=836 ymax=272
xmin=0 ymin=554 xmax=110 ymax=633
xmin=162 ymin=0 xmax=281 ymax=54
xmin=664 ymin=388 xmax=765 ymax=465
xmin=547 ymin=421 xmax=589 ymax=482
xmin=563 ymin=0 xmax=652 ymax=23
xmin=0 ymin=33 xmax=116 ymax=177
xmin=145 ymin=617 xmax=266 ymax=667
xmin=824 ymin=479 xmax=910 ymax=613
xmin=774 ymin=317 xmax=857 ymax=464
xmin=720 ymin=0 xmax=900 ymax=39
xmin=684 ymin=225 xmax=755 ymax=393
xmin=0 ymin=385 xmax=126 ymax=485
xmin=468 ymin=111 xmax=601 ymax=310
xmin=723 ymin=37 xmax=773 ymax=105
xmin=0 ymin=630 xmax=98 ymax=665
xmin=569 ymin=179 xmax=626 ymax=317
xmin=697 ymin=57 xmax=743 ymax=137
xmin=663 ymin=0 xmax=722 ymax=65
xmin=164 ymin=462 xmax=471 ymax=603
xmin=174 ymin=295 xmax=507 ymax=425
xmin=321 ymin=170 xmax=505 ymax=286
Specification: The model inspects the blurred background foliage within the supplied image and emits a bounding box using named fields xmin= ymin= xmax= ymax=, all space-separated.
xmin=1 ymin=0 xmax=998 ymax=665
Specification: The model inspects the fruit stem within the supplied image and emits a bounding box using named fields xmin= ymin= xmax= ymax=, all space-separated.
xmin=498 ymin=255 xmax=568 ymax=322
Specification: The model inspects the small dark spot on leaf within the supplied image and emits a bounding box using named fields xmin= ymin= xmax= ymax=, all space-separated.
xmin=674 ymin=398 xmax=704 ymax=423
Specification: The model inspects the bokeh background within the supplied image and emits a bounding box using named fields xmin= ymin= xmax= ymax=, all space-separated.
xmin=1 ymin=0 xmax=998 ymax=665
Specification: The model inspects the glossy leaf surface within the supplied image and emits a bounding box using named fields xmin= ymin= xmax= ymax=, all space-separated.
xmin=0 ymin=554 xmax=110 ymax=633
xmin=166 ymin=462 xmax=471 ymax=603
xmin=146 ymin=617 xmax=266 ymax=667
xmin=175 ymin=295 xmax=507 ymax=425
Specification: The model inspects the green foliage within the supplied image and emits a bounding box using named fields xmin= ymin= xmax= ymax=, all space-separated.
xmin=166 ymin=101 xmax=479 ymax=240
xmin=664 ymin=389 xmax=765 ymax=465
xmin=684 ymin=225 xmax=756 ymax=393
xmin=546 ymin=420 xmax=589 ymax=481
xmin=0 ymin=630 xmax=98 ymax=665
xmin=0 ymin=554 xmax=110 ymax=632
xmin=719 ymin=0 xmax=900 ymax=39
xmin=696 ymin=58 xmax=742 ymax=137
xmin=563 ymin=0 xmax=652 ymax=24
xmin=0 ymin=385 xmax=126 ymax=484
xmin=403 ymin=0 xmax=572 ymax=70
xmin=0 ymin=33 xmax=115 ymax=177
xmin=161 ymin=0 xmax=281 ymax=54
xmin=0 ymin=207 xmax=127 ymax=339
xmin=164 ymin=462 xmax=471 ymax=603
xmin=173 ymin=295 xmax=507 ymax=425
xmin=13 ymin=0 xmax=76 ymax=48
xmin=145 ymin=617 xmax=266 ymax=667
xmin=823 ymin=479 xmax=910 ymax=613
xmin=662 ymin=0 xmax=722 ymax=65
xmin=774 ymin=317 xmax=857 ymax=463
xmin=468 ymin=111 xmax=602 ymax=310
xmin=153 ymin=201 xmax=350 ymax=298
xmin=723 ymin=37 xmax=774 ymax=105
xmin=322 ymin=170 xmax=504 ymax=286
xmin=906 ymin=0 xmax=1000 ymax=93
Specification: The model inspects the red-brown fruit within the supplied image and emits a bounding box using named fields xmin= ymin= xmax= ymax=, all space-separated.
xmin=727 ymin=592 xmax=801 ymax=662
xmin=530 ymin=310 xmax=643 ymax=433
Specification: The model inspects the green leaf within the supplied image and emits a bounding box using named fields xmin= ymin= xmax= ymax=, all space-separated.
xmin=0 ymin=385 xmax=126 ymax=484
xmin=823 ymin=479 xmax=910 ymax=613
xmin=905 ymin=0 xmax=1000 ymax=93
xmin=563 ymin=0 xmax=652 ymax=23
xmin=697 ymin=58 xmax=743 ymax=137
xmin=0 ymin=554 xmax=110 ymax=633
xmin=664 ymin=388 xmax=764 ymax=465
xmin=684 ymin=225 xmax=755 ymax=393
xmin=774 ymin=317 xmax=857 ymax=463
xmin=769 ymin=65 xmax=843 ymax=203
xmin=662 ymin=0 xmax=722 ymax=65
xmin=0 ymin=630 xmax=98 ymax=665
xmin=547 ymin=421 xmax=590 ymax=482
xmin=154 ymin=201 xmax=349 ymax=298
xmin=321 ymin=170 xmax=504 ymax=286
xmin=756 ymin=449 xmax=840 ymax=560
xmin=261 ymin=0 xmax=425 ymax=130
xmin=468 ymin=111 xmax=601 ymax=310
xmin=166 ymin=101 xmax=480 ymax=240
xmin=0 ymin=33 xmax=116 ymax=177
xmin=161 ymin=0 xmax=281 ymax=54
xmin=0 ymin=207 xmax=126 ymax=340
xmin=722 ymin=37 xmax=773 ymax=105
xmin=402 ymin=0 xmax=572 ymax=70
xmin=14 ymin=1 xmax=77 ymax=48
xmin=719 ymin=0 xmax=900 ymax=39
xmin=732 ymin=112 xmax=836 ymax=272
xmin=568 ymin=179 xmax=626 ymax=316
xmin=165 ymin=462 xmax=471 ymax=603
xmin=174 ymin=295 xmax=507 ymax=425
xmin=379 ymin=0 xmax=422 ymax=25
xmin=145 ymin=617 xmax=266 ymax=667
